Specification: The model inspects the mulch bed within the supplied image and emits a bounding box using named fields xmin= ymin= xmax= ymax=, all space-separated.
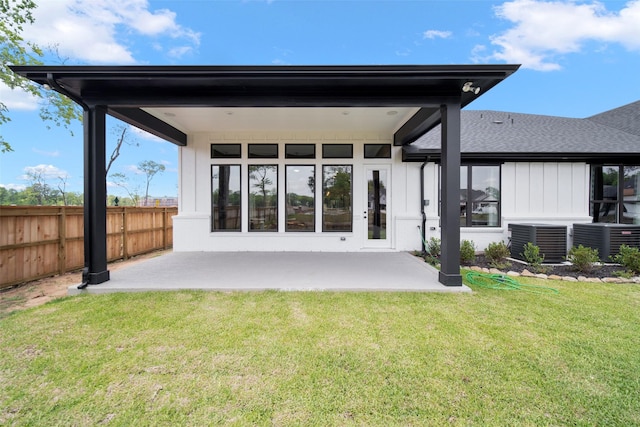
xmin=462 ymin=254 xmax=625 ymax=279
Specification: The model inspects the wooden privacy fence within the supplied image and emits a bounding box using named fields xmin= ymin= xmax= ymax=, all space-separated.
xmin=0 ymin=206 xmax=177 ymax=289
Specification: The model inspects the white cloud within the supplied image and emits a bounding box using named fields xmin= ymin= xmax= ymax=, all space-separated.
xmin=423 ymin=30 xmax=452 ymax=40
xmin=23 ymin=0 xmax=200 ymax=64
xmin=32 ymin=148 xmax=60 ymax=157
xmin=486 ymin=0 xmax=640 ymax=71
xmin=124 ymin=164 xmax=143 ymax=174
xmin=21 ymin=164 xmax=69 ymax=181
xmin=0 ymin=83 xmax=40 ymax=111
xmin=129 ymin=125 xmax=166 ymax=142
xmin=0 ymin=183 xmax=27 ymax=191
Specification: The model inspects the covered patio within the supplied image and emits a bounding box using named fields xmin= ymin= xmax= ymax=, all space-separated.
xmin=11 ymin=64 xmax=519 ymax=289
xmin=67 ymin=252 xmax=471 ymax=294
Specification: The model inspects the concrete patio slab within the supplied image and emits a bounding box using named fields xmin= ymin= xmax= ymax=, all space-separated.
xmin=68 ymin=251 xmax=471 ymax=295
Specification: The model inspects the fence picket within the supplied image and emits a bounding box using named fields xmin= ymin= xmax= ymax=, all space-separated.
xmin=0 ymin=206 xmax=177 ymax=289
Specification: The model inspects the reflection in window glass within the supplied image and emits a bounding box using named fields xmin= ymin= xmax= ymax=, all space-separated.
xmin=367 ymin=169 xmax=387 ymax=240
xmin=211 ymin=165 xmax=241 ymax=231
xmin=364 ymin=144 xmax=391 ymax=158
xmin=322 ymin=144 xmax=353 ymax=159
xmin=285 ymin=144 xmax=315 ymax=159
xmin=623 ymin=166 xmax=640 ymax=224
xmin=323 ymin=165 xmax=352 ymax=232
xmin=591 ymin=166 xmax=619 ymax=223
xmin=211 ymin=144 xmax=241 ymax=158
xmin=591 ymin=165 xmax=640 ymax=224
xmin=454 ymin=165 xmax=501 ymax=227
xmin=249 ymin=165 xmax=278 ymax=231
xmin=248 ymin=144 xmax=278 ymax=158
xmin=286 ymin=166 xmax=315 ymax=231
xmin=470 ymin=166 xmax=500 ymax=227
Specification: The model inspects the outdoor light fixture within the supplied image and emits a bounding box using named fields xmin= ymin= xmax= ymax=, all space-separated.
xmin=462 ymin=81 xmax=480 ymax=95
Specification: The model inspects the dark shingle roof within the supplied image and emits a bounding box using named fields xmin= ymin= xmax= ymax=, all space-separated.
xmin=410 ymin=100 xmax=640 ymax=161
xmin=587 ymin=100 xmax=640 ymax=137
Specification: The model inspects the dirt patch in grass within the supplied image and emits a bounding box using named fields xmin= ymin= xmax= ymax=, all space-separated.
xmin=0 ymin=250 xmax=171 ymax=316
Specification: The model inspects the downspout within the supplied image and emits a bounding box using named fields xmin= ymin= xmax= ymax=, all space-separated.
xmin=420 ymin=156 xmax=429 ymax=253
xmin=46 ymin=74 xmax=92 ymax=289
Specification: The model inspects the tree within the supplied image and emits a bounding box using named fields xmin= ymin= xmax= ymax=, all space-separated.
xmin=110 ymin=172 xmax=141 ymax=206
xmin=24 ymin=167 xmax=58 ymax=205
xmin=137 ymin=160 xmax=166 ymax=206
xmin=1 ymin=0 xmax=82 ymax=152
xmin=106 ymin=124 xmax=139 ymax=176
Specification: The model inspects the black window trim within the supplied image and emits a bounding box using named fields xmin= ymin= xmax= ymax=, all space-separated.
xmin=211 ymin=164 xmax=242 ymax=232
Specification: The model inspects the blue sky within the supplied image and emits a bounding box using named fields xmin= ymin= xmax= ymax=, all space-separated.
xmin=1 ymin=0 xmax=640 ymax=197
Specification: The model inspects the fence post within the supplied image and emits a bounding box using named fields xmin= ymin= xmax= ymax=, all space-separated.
xmin=58 ymin=206 xmax=66 ymax=275
xmin=163 ymin=207 xmax=168 ymax=250
xmin=122 ymin=207 xmax=129 ymax=260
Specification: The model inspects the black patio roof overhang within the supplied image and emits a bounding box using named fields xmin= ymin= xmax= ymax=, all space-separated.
xmin=10 ymin=64 xmax=520 ymax=146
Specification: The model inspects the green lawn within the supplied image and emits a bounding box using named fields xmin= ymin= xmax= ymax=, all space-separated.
xmin=1 ymin=275 xmax=639 ymax=426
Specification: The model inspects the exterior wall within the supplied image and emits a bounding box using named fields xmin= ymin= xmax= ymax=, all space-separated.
xmin=174 ymin=131 xmax=423 ymax=252
xmin=421 ymin=161 xmax=592 ymax=252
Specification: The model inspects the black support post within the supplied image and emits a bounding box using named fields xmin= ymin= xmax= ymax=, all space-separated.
xmin=439 ymin=102 xmax=463 ymax=286
xmin=81 ymin=105 xmax=110 ymax=286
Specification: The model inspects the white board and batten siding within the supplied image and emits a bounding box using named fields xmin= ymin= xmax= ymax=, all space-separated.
xmin=422 ymin=162 xmax=592 ymax=251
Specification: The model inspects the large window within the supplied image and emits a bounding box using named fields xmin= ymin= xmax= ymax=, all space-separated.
xmin=286 ymin=165 xmax=315 ymax=231
xmin=456 ymin=165 xmax=501 ymax=227
xmin=249 ymin=165 xmax=278 ymax=231
xmin=211 ymin=165 xmax=241 ymax=231
xmin=591 ymin=165 xmax=640 ymax=224
xmin=322 ymin=165 xmax=352 ymax=231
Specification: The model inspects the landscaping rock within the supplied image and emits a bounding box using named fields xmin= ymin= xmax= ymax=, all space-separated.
xmin=562 ymin=276 xmax=578 ymax=282
xmin=506 ymin=271 xmax=520 ymax=276
xmin=548 ymin=275 xmax=562 ymax=281
xmin=521 ymin=269 xmax=535 ymax=277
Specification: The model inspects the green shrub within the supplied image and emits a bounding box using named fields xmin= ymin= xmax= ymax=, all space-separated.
xmin=567 ymin=245 xmax=599 ymax=273
xmin=484 ymin=241 xmax=511 ymax=270
xmin=460 ymin=239 xmax=476 ymax=264
xmin=521 ymin=242 xmax=549 ymax=274
xmin=423 ymin=237 xmax=441 ymax=266
xmin=612 ymin=244 xmax=640 ymax=275
xmin=426 ymin=237 xmax=441 ymax=258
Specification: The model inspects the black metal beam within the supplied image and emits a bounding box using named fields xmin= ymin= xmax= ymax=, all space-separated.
xmin=109 ymin=107 xmax=187 ymax=146
xmin=438 ymin=103 xmax=463 ymax=286
xmin=393 ymin=107 xmax=441 ymax=146
xmin=80 ymin=106 xmax=110 ymax=286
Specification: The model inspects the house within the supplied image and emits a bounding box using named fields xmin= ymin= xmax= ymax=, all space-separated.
xmin=10 ymin=64 xmax=521 ymax=287
xmin=404 ymin=100 xmax=640 ymax=251
xmin=12 ymin=65 xmax=640 ymax=287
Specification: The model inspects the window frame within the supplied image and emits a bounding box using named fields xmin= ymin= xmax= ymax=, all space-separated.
xmin=590 ymin=164 xmax=640 ymax=224
xmin=211 ymin=164 xmax=242 ymax=232
xmin=439 ymin=163 xmax=502 ymax=228
xmin=322 ymin=144 xmax=353 ymax=159
xmin=322 ymin=164 xmax=353 ymax=232
xmin=285 ymin=165 xmax=316 ymax=232
xmin=248 ymin=164 xmax=279 ymax=232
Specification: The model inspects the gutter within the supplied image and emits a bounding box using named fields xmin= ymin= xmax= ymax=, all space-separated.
xmin=420 ymin=157 xmax=429 ymax=252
